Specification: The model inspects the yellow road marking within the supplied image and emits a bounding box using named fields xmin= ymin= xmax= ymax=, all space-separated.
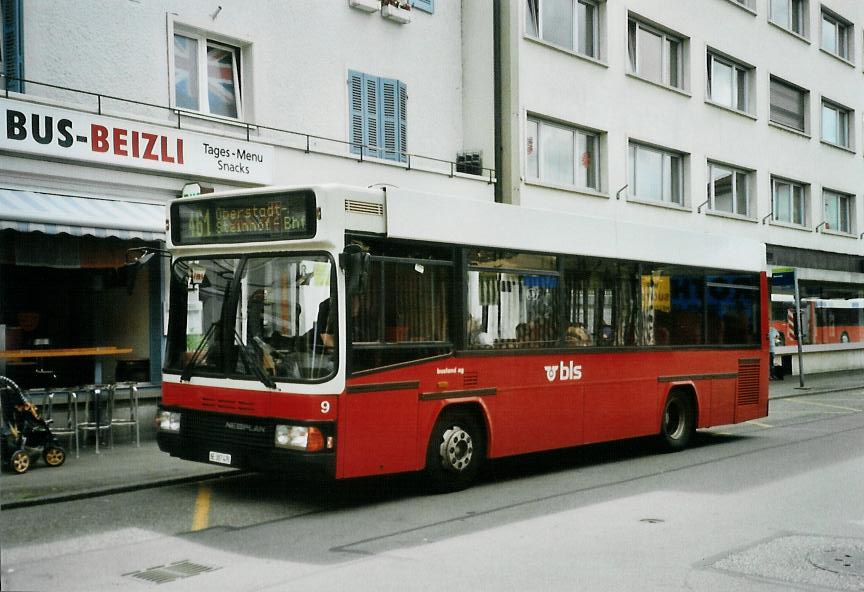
xmin=192 ymin=485 xmax=212 ymax=532
xmin=786 ymin=399 xmax=862 ymax=413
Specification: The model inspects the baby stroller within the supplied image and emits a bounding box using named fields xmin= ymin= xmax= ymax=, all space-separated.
xmin=1 ymin=375 xmax=66 ymax=474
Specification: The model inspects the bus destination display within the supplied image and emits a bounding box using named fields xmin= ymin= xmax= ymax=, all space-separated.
xmin=171 ymin=191 xmax=316 ymax=244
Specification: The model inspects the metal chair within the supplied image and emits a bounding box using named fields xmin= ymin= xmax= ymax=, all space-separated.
xmin=108 ymin=381 xmax=140 ymax=447
xmin=43 ymin=388 xmax=80 ymax=458
xmin=76 ymin=384 xmax=112 ymax=453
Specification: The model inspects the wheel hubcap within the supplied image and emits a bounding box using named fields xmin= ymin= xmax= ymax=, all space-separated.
xmin=45 ymin=449 xmax=63 ymax=465
xmin=440 ymin=426 xmax=473 ymax=472
xmin=12 ymin=452 xmax=29 ymax=472
xmin=665 ymin=401 xmax=685 ymax=440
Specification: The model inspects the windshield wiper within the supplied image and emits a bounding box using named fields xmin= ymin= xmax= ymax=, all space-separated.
xmin=234 ymin=329 xmax=277 ymax=389
xmin=180 ymin=321 xmax=219 ymax=382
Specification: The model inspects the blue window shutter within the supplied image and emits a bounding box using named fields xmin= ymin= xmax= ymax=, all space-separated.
xmin=411 ymin=0 xmax=434 ymax=14
xmin=2 ymin=0 xmax=24 ymax=93
xmin=364 ymin=73 xmax=381 ymax=158
xmin=398 ymin=81 xmax=407 ymax=163
xmin=380 ymin=78 xmax=400 ymax=162
xmin=348 ymin=71 xmax=365 ymax=156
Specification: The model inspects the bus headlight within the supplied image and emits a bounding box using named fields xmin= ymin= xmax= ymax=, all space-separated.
xmin=274 ymin=425 xmax=325 ymax=452
xmin=157 ymin=411 xmax=182 ymax=433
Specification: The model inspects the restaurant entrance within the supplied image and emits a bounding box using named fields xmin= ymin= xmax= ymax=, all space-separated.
xmin=0 ymin=231 xmax=162 ymax=389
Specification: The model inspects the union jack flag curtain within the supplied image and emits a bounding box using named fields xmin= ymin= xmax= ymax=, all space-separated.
xmin=174 ymin=34 xmax=239 ymax=118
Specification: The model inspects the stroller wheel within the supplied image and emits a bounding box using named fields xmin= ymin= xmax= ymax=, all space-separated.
xmin=9 ymin=449 xmax=30 ymax=474
xmin=43 ymin=446 xmax=66 ymax=467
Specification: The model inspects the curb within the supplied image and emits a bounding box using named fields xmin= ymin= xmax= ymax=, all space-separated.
xmin=0 ymin=469 xmax=244 ymax=511
xmin=768 ymin=384 xmax=863 ymax=400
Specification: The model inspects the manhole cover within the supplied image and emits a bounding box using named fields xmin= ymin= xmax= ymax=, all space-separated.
xmin=808 ymin=548 xmax=864 ymax=577
xmin=124 ymin=560 xmax=220 ymax=585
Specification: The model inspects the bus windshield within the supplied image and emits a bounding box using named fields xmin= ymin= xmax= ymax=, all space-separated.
xmin=165 ymin=253 xmax=337 ymax=384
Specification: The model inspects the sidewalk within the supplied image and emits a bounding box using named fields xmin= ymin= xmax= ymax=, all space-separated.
xmin=1 ymin=369 xmax=861 ymax=509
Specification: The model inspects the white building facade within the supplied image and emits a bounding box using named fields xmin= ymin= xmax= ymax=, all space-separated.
xmin=497 ymin=0 xmax=863 ymax=372
xmin=0 ymin=0 xmax=494 ymax=386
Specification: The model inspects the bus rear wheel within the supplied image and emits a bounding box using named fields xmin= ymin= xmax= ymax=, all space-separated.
xmin=425 ymin=410 xmax=485 ymax=493
xmin=659 ymin=392 xmax=695 ymax=452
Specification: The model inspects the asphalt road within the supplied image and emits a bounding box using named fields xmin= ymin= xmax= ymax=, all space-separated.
xmin=2 ymin=388 xmax=863 ymax=591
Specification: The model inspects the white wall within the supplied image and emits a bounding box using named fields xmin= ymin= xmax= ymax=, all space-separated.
xmin=512 ymin=0 xmax=864 ymax=259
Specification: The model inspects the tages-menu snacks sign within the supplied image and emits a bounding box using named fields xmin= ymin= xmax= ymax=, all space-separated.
xmin=1 ymin=98 xmax=273 ymax=184
xmin=171 ymin=190 xmax=317 ymax=245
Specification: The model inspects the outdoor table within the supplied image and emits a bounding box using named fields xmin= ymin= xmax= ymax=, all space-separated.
xmin=0 ymin=347 xmax=133 ymax=453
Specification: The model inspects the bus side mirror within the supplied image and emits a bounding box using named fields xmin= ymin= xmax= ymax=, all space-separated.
xmin=340 ymin=245 xmax=371 ymax=295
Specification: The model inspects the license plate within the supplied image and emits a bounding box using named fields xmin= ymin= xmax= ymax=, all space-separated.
xmin=209 ymin=451 xmax=232 ymax=465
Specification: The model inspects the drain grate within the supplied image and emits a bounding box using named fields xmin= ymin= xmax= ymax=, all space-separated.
xmin=808 ymin=548 xmax=864 ymax=577
xmin=124 ymin=560 xmax=220 ymax=585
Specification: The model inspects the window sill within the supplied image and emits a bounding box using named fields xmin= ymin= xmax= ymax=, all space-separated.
xmin=625 ymin=72 xmax=691 ymax=97
xmin=769 ymin=219 xmax=811 ymax=232
xmin=627 ymin=196 xmax=691 ymax=212
xmin=768 ymin=121 xmax=811 ymax=140
xmin=524 ymin=179 xmax=609 ymax=199
xmin=705 ymin=99 xmax=758 ymax=121
xmin=523 ymin=35 xmax=607 ymax=69
xmin=706 ymin=209 xmax=758 ymax=223
xmin=767 ymin=20 xmax=811 ymax=44
xmin=820 ymin=227 xmax=857 ymax=239
xmin=819 ymin=48 xmax=855 ymax=68
xmin=722 ymin=0 xmax=757 ymax=16
xmin=820 ymin=139 xmax=856 ymax=155
xmin=173 ymin=108 xmax=253 ymax=130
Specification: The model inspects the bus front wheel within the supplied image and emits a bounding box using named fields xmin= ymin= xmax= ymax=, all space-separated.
xmin=425 ymin=410 xmax=485 ymax=493
xmin=659 ymin=392 xmax=696 ymax=452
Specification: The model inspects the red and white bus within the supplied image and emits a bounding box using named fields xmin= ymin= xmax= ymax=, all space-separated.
xmin=771 ymin=294 xmax=864 ymax=345
xmin=155 ymin=185 xmax=769 ymax=491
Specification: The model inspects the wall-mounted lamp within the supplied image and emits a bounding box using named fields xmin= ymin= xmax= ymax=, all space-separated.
xmin=615 ymin=184 xmax=628 ymax=201
xmin=815 ymin=221 xmax=828 ymax=233
xmin=761 ymin=211 xmax=774 ymax=225
xmin=696 ymin=199 xmax=710 ymax=214
xmin=211 ymin=5 xmax=222 ymax=20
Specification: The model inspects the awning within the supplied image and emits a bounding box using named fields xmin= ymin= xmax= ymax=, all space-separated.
xmin=0 ymin=188 xmax=165 ymax=241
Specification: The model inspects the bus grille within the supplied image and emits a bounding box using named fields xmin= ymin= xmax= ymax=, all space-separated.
xmin=736 ymin=359 xmax=761 ymax=406
xmin=181 ymin=410 xmax=272 ymax=449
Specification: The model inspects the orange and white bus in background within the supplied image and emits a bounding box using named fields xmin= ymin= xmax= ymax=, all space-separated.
xmin=154 ymin=184 xmax=769 ymax=491
xmin=771 ymin=294 xmax=864 ymax=345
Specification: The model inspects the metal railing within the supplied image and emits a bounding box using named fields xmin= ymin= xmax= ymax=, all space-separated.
xmin=2 ymin=75 xmax=496 ymax=184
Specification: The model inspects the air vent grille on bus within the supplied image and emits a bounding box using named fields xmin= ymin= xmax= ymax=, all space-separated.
xmin=736 ymin=359 xmax=761 ymax=406
xmin=463 ymin=371 xmax=479 ymax=388
xmin=345 ymin=200 xmax=384 ymax=216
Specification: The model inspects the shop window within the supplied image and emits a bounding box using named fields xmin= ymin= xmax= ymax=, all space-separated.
xmin=172 ymin=31 xmax=243 ymax=119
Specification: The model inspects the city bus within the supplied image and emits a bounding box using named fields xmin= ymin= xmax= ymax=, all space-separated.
xmin=155 ymin=184 xmax=769 ymax=491
xmin=770 ymin=294 xmax=864 ymax=345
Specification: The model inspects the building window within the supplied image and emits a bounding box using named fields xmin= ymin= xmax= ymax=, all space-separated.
xmin=526 ymin=117 xmax=599 ymax=190
xmin=628 ymin=17 xmax=684 ymax=89
xmin=348 ymin=71 xmax=407 ymax=163
xmin=769 ymin=77 xmax=808 ymax=133
xmin=173 ymin=32 xmax=242 ymax=119
xmin=411 ymin=0 xmax=434 ymax=13
xmin=525 ymin=0 xmax=598 ymax=58
xmin=821 ymin=9 xmax=851 ymax=60
xmin=823 ymin=190 xmax=853 ymax=234
xmin=772 ymin=177 xmax=807 ymax=225
xmin=1 ymin=0 xmax=24 ymax=93
xmin=770 ymin=0 xmax=807 ymax=37
xmin=628 ymin=142 xmax=683 ymax=205
xmin=821 ymin=100 xmax=852 ymax=148
xmin=707 ymin=162 xmax=751 ymax=217
xmin=707 ymin=52 xmax=751 ymax=112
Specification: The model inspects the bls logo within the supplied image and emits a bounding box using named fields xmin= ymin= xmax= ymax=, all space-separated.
xmin=544 ymin=361 xmax=583 ymax=382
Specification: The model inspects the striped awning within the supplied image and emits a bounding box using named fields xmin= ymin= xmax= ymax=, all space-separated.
xmin=0 ymin=188 xmax=165 ymax=241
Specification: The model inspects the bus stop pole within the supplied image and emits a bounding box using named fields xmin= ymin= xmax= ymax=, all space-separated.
xmin=793 ymin=271 xmax=805 ymax=388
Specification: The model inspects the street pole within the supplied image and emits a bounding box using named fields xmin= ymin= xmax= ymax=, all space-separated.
xmin=793 ymin=271 xmax=805 ymax=388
